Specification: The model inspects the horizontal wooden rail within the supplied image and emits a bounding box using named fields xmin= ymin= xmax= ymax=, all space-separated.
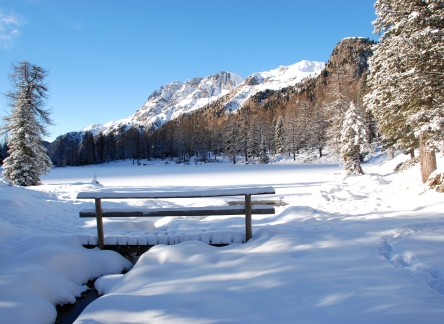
xmin=77 ymin=187 xmax=275 ymax=250
xmin=80 ymin=205 xmax=275 ymax=218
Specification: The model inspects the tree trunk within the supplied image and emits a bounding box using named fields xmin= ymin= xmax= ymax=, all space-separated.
xmin=419 ymin=134 xmax=437 ymax=183
xmin=319 ymin=148 xmax=322 ymax=158
xmin=410 ymin=149 xmax=415 ymax=159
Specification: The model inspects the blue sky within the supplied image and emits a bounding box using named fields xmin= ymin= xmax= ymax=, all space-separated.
xmin=0 ymin=0 xmax=378 ymax=141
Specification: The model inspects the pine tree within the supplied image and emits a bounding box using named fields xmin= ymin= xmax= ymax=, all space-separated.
xmin=0 ymin=145 xmax=4 ymax=165
xmin=104 ymin=132 xmax=116 ymax=162
xmin=0 ymin=136 xmax=8 ymax=165
xmin=327 ymin=65 xmax=353 ymax=153
xmin=274 ymin=115 xmax=284 ymax=154
xmin=1 ymin=62 xmax=53 ymax=186
xmin=365 ymin=0 xmax=444 ymax=182
xmin=259 ymin=135 xmax=269 ymax=164
xmin=95 ymin=132 xmax=105 ymax=164
xmin=238 ymin=110 xmax=251 ymax=162
xmin=79 ymin=131 xmax=95 ymax=165
xmin=340 ymin=102 xmax=369 ymax=175
xmin=223 ymin=117 xmax=239 ymax=164
xmin=249 ymin=114 xmax=264 ymax=159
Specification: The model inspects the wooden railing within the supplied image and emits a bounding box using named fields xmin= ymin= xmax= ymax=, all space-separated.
xmin=77 ymin=187 xmax=275 ymax=249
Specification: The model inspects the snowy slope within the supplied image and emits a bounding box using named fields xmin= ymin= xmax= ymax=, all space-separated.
xmin=81 ymin=60 xmax=325 ymax=135
xmin=223 ymin=60 xmax=325 ymax=112
xmin=1 ymin=151 xmax=444 ymax=323
xmin=132 ymin=71 xmax=243 ymax=129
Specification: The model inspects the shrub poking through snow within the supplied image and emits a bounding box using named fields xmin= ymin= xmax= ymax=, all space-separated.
xmin=91 ymin=174 xmax=99 ymax=184
xmin=426 ymin=170 xmax=444 ymax=193
xmin=394 ymin=157 xmax=420 ymax=173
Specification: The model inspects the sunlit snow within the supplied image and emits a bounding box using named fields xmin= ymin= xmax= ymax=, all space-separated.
xmin=1 ymin=149 xmax=444 ymax=323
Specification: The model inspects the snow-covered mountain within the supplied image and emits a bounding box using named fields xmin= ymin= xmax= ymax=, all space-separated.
xmin=82 ymin=60 xmax=325 ymax=135
xmin=132 ymin=71 xmax=243 ymax=129
xmin=220 ymin=60 xmax=325 ymax=112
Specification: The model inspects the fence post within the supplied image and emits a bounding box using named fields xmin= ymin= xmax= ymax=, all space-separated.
xmin=95 ymin=198 xmax=105 ymax=249
xmin=245 ymin=194 xmax=252 ymax=241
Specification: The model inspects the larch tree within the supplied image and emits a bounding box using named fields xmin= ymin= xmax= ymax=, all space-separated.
xmin=297 ymin=100 xmax=312 ymax=150
xmin=1 ymin=61 xmax=53 ymax=186
xmin=283 ymin=108 xmax=302 ymax=160
xmin=365 ymin=0 xmax=444 ymax=183
xmin=311 ymin=104 xmax=328 ymax=158
xmin=340 ymin=102 xmax=369 ymax=175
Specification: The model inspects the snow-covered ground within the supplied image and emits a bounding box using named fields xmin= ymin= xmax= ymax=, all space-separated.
xmin=1 ymin=150 xmax=444 ymax=323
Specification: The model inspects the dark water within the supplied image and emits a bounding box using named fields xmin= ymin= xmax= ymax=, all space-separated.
xmin=55 ymin=281 xmax=99 ymax=324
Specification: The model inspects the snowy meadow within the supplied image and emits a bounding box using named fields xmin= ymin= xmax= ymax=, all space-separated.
xmin=1 ymin=151 xmax=444 ymax=323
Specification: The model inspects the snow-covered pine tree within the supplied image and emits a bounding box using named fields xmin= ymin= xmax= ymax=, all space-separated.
xmin=249 ymin=115 xmax=263 ymax=159
xmin=357 ymin=70 xmax=380 ymax=152
xmin=274 ymin=115 xmax=284 ymax=154
xmin=268 ymin=119 xmax=277 ymax=155
xmin=327 ymin=65 xmax=352 ymax=153
xmin=365 ymin=0 xmax=444 ymax=183
xmin=259 ymin=135 xmax=269 ymax=164
xmin=1 ymin=62 xmax=53 ymax=186
xmin=340 ymin=102 xmax=369 ymax=175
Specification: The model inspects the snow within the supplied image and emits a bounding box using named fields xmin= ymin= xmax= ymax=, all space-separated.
xmin=223 ymin=60 xmax=325 ymax=114
xmin=1 ymin=150 xmax=444 ymax=323
xmin=81 ymin=123 xmax=107 ymax=136
xmin=342 ymin=36 xmax=368 ymax=40
xmin=77 ymin=186 xmax=275 ymax=199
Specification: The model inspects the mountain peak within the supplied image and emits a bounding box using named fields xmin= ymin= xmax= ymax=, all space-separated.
xmin=78 ymin=61 xmax=324 ymax=135
xmin=131 ymin=71 xmax=244 ymax=129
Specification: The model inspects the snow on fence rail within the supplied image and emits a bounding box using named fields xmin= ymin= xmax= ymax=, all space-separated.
xmin=77 ymin=187 xmax=275 ymax=250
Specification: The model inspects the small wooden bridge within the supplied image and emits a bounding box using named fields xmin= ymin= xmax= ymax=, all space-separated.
xmin=77 ymin=187 xmax=276 ymax=253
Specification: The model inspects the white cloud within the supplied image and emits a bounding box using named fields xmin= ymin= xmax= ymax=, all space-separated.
xmin=0 ymin=9 xmax=23 ymax=49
